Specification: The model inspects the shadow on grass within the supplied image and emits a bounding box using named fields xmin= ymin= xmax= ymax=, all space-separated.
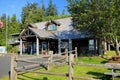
xmin=100 ymin=57 xmax=112 ymax=64
xmin=18 ymin=74 xmax=48 ymax=80
xmin=87 ymin=71 xmax=112 ymax=80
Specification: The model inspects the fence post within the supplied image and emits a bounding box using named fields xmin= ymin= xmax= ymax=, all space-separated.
xmin=47 ymin=51 xmax=53 ymax=70
xmin=10 ymin=55 xmax=17 ymax=80
xmin=75 ymin=47 xmax=78 ymax=59
xmin=68 ymin=53 xmax=74 ymax=80
xmin=65 ymin=49 xmax=68 ymax=62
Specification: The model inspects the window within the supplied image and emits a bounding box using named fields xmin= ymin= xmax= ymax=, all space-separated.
xmin=48 ymin=24 xmax=56 ymax=30
xmin=89 ymin=39 xmax=94 ymax=50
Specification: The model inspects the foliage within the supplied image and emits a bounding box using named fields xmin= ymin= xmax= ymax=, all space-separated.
xmin=9 ymin=14 xmax=22 ymax=35
xmin=21 ymin=2 xmax=45 ymax=27
xmin=0 ymin=14 xmax=7 ymax=45
xmin=0 ymin=1 xmax=70 ymax=52
xmin=104 ymin=51 xmax=116 ymax=57
xmin=67 ymin=0 xmax=120 ymax=55
xmin=45 ymin=0 xmax=58 ymax=17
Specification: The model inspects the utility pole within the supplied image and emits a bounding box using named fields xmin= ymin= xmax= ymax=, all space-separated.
xmin=6 ymin=15 xmax=8 ymax=54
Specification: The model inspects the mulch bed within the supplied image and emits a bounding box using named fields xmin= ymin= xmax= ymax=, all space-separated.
xmin=108 ymin=56 xmax=120 ymax=63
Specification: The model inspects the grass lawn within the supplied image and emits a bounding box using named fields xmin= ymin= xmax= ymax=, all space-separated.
xmin=1 ymin=52 xmax=120 ymax=80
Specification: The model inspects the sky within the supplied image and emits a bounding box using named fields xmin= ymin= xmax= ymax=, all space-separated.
xmin=0 ymin=0 xmax=69 ymax=20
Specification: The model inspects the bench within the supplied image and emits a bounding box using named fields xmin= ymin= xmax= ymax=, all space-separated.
xmin=104 ymin=63 xmax=120 ymax=80
xmin=104 ymin=72 xmax=120 ymax=80
xmin=104 ymin=72 xmax=120 ymax=77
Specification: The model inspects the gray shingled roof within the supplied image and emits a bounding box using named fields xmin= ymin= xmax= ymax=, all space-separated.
xmin=29 ymin=27 xmax=57 ymax=39
xmin=20 ymin=17 xmax=89 ymax=39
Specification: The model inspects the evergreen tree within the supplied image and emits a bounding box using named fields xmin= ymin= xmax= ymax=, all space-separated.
xmin=21 ymin=3 xmax=44 ymax=27
xmin=67 ymin=0 xmax=120 ymax=55
xmin=46 ymin=0 xmax=58 ymax=17
xmin=9 ymin=14 xmax=21 ymax=34
xmin=62 ymin=9 xmax=65 ymax=15
xmin=41 ymin=0 xmax=45 ymax=12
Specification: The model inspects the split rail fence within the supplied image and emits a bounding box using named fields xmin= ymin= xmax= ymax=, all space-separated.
xmin=10 ymin=47 xmax=79 ymax=80
xmin=10 ymin=47 xmax=115 ymax=80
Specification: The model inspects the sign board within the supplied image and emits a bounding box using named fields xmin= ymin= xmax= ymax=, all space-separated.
xmin=0 ymin=46 xmax=6 ymax=54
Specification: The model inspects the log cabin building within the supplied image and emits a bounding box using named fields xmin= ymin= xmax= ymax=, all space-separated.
xmin=18 ymin=17 xmax=100 ymax=56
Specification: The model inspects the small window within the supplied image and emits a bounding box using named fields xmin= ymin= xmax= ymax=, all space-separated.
xmin=89 ymin=39 xmax=94 ymax=50
xmin=48 ymin=24 xmax=56 ymax=30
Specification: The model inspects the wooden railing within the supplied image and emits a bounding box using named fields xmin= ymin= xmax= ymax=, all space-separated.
xmin=10 ymin=47 xmax=100 ymax=80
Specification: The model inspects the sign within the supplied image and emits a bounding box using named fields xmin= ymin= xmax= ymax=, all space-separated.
xmin=0 ymin=46 xmax=6 ymax=54
xmin=0 ymin=20 xmax=3 ymax=27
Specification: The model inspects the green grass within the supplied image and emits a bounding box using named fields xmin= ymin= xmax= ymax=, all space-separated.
xmin=104 ymin=51 xmax=116 ymax=57
xmin=77 ymin=57 xmax=108 ymax=64
xmin=1 ymin=54 xmax=120 ymax=80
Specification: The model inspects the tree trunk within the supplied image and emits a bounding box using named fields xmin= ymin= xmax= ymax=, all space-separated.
xmin=98 ymin=39 xmax=104 ymax=55
xmin=115 ymin=38 xmax=120 ymax=56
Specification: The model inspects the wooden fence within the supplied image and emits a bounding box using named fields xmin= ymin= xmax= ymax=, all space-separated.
xmin=10 ymin=47 xmax=104 ymax=80
xmin=10 ymin=47 xmax=79 ymax=80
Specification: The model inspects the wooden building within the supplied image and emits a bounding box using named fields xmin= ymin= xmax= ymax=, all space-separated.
xmin=18 ymin=17 xmax=99 ymax=56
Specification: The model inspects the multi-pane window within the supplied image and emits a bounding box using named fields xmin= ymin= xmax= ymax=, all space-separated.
xmin=89 ymin=39 xmax=94 ymax=50
xmin=48 ymin=24 xmax=56 ymax=31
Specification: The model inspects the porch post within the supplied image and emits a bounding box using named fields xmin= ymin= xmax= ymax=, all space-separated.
xmin=20 ymin=38 xmax=22 ymax=55
xmin=104 ymin=41 xmax=107 ymax=51
xmin=41 ymin=42 xmax=43 ymax=55
xmin=58 ymin=39 xmax=61 ymax=54
xmin=36 ymin=37 xmax=39 ymax=56
xmin=69 ymin=39 xmax=72 ymax=51
xmin=48 ymin=41 xmax=50 ymax=52
xmin=108 ymin=43 xmax=110 ymax=51
xmin=94 ymin=39 xmax=98 ymax=55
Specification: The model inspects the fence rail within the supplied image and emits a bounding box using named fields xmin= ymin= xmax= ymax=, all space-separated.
xmin=10 ymin=47 xmax=81 ymax=80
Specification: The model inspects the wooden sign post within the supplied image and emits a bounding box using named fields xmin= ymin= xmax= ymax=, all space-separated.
xmin=68 ymin=53 xmax=74 ymax=80
xmin=10 ymin=55 xmax=17 ymax=80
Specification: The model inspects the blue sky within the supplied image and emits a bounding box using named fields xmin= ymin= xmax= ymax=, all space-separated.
xmin=0 ymin=0 xmax=69 ymax=20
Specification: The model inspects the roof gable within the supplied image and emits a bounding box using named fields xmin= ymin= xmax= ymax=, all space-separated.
xmin=19 ymin=17 xmax=89 ymax=40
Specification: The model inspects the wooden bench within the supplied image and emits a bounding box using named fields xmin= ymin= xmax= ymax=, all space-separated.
xmin=104 ymin=66 xmax=120 ymax=80
xmin=104 ymin=72 xmax=120 ymax=80
xmin=104 ymin=63 xmax=120 ymax=80
xmin=104 ymin=72 xmax=120 ymax=76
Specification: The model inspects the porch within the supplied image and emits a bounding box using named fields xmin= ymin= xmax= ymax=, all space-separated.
xmin=19 ymin=36 xmax=99 ymax=56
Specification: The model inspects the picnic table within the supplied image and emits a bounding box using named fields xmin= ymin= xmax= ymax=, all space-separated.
xmin=104 ymin=63 xmax=120 ymax=80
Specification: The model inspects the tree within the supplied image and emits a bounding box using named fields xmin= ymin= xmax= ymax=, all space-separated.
xmin=21 ymin=3 xmax=44 ymax=27
xmin=41 ymin=0 xmax=46 ymax=13
xmin=62 ymin=9 xmax=65 ymax=15
xmin=67 ymin=0 xmax=120 ymax=55
xmin=0 ymin=14 xmax=7 ymax=45
xmin=46 ymin=0 xmax=58 ymax=17
xmin=9 ymin=14 xmax=21 ymax=34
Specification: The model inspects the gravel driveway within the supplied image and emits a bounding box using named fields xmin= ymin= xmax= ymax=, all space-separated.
xmin=0 ymin=54 xmax=48 ymax=78
xmin=0 ymin=54 xmax=11 ymax=78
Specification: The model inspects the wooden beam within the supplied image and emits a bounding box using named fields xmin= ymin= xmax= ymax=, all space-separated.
xmin=69 ymin=39 xmax=72 ymax=51
xmin=36 ymin=37 xmax=39 ymax=56
xmin=10 ymin=55 xmax=17 ymax=80
xmin=58 ymin=39 xmax=61 ymax=54
xmin=20 ymin=38 xmax=22 ymax=55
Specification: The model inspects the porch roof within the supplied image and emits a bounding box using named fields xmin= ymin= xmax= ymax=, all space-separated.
xmin=29 ymin=27 xmax=57 ymax=39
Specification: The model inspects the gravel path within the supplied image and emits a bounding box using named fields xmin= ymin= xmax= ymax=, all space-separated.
xmin=0 ymin=55 xmax=11 ymax=78
xmin=0 ymin=54 xmax=48 ymax=78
